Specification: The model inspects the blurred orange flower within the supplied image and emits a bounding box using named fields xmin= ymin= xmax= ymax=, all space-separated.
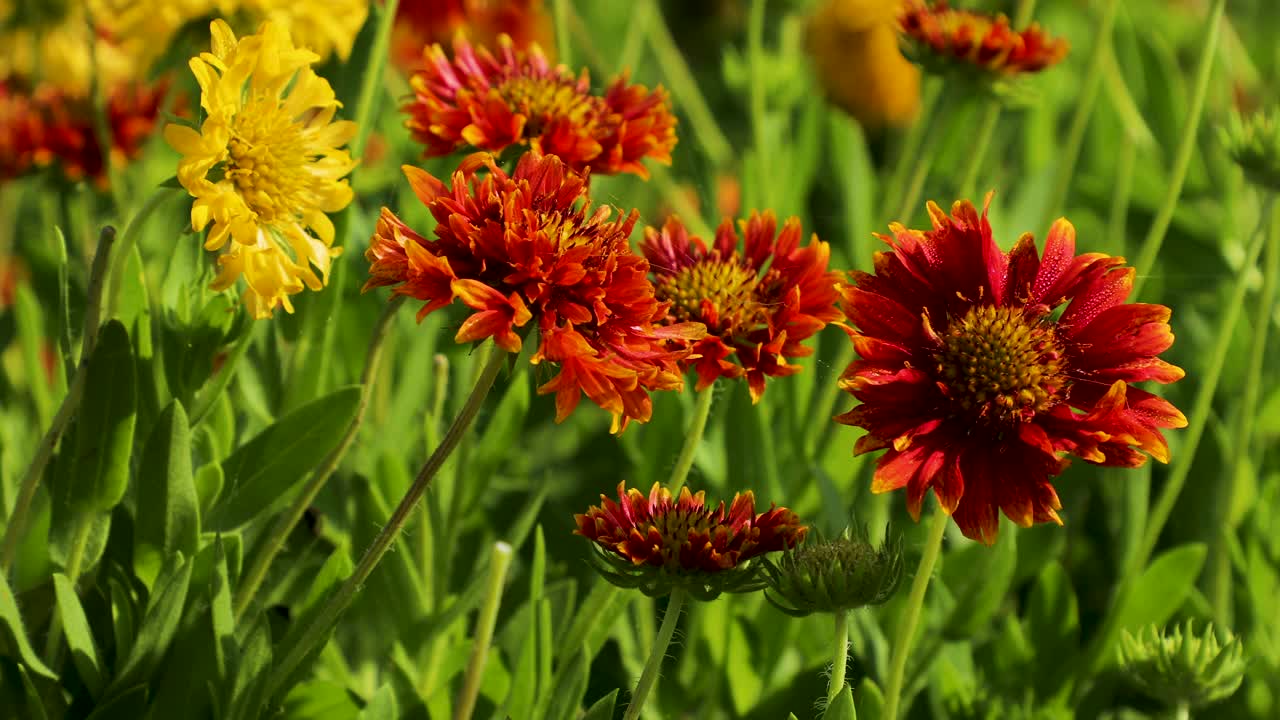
xmin=900 ymin=0 xmax=1067 ymax=77
xmin=391 ymin=0 xmax=554 ymax=73
xmin=806 ymin=0 xmax=920 ymax=129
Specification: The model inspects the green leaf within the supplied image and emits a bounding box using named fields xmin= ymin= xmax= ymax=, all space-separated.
xmin=134 ymin=401 xmax=200 ymax=589
xmin=822 ymin=683 xmax=857 ymax=720
xmin=853 ymin=677 xmax=885 ymax=720
xmin=83 ymin=684 xmax=148 ymax=720
xmin=18 ymin=666 xmax=50 ymax=720
xmin=1026 ymin=561 xmax=1079 ymax=698
xmin=108 ymin=577 xmax=136 ymax=670
xmin=0 ymin=569 xmax=57 ymax=679
xmin=73 ymin=320 xmax=137 ymax=514
xmin=280 ymin=680 xmax=361 ymax=720
xmin=208 ymin=385 xmax=362 ymax=530
xmin=209 ymin=537 xmax=237 ymax=686
xmin=227 ymin=614 xmax=273 ymax=720
xmin=194 ymin=462 xmax=224 ymax=517
xmin=1114 ymin=543 xmax=1207 ymax=642
xmin=107 ymin=553 xmax=192 ymax=696
xmin=273 ymin=545 xmax=354 ymax=697
xmin=356 ymin=683 xmax=398 ymax=720
xmin=942 ymin=521 xmax=1017 ymax=639
xmin=543 ymin=642 xmax=590 ymax=720
xmin=52 ymin=573 xmax=103 ymax=697
xmin=581 ymin=689 xmax=618 ymax=720
xmin=471 ymin=368 xmax=530 ymax=480
xmin=14 ymin=284 xmax=53 ymax=426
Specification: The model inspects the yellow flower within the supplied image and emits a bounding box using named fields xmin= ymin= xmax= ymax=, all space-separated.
xmin=240 ymin=0 xmax=369 ymax=62
xmin=0 ymin=1 xmax=138 ymax=93
xmin=164 ymin=19 xmax=358 ymax=319
xmin=806 ymin=0 xmax=920 ymax=129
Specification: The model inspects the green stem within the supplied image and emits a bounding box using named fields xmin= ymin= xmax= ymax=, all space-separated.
xmin=420 ymin=352 xmax=450 ymax=609
xmin=882 ymin=504 xmax=949 ymax=720
xmin=453 ymin=541 xmax=514 ymax=720
xmin=623 ymin=588 xmax=686 ymax=720
xmin=616 ymin=0 xmax=649 ymax=73
xmin=643 ymin=0 xmax=731 ymax=167
xmin=957 ymin=102 xmax=1001 ymax=200
xmin=1130 ymin=0 xmax=1225 ymax=298
xmin=349 ymin=0 xmax=399 ymax=161
xmin=667 ymin=384 xmax=715 ymax=492
xmin=42 ymin=516 xmax=95 ymax=662
xmin=104 ymin=187 xmax=180 ymax=322
xmin=882 ymin=82 xmax=941 ymax=220
xmin=553 ymin=0 xmax=572 ymax=68
xmin=895 ymin=100 xmax=953 ymax=222
xmin=188 ymin=322 xmax=255 ymax=427
xmin=1042 ymin=0 xmax=1120 ymax=225
xmin=828 ymin=609 xmax=850 ymax=704
xmin=747 ymin=0 xmax=771 ymax=206
xmin=233 ymin=296 xmax=406 ymax=620
xmin=1108 ymin=135 xmax=1137 ymax=255
xmin=1175 ymin=700 xmax=1191 ymax=720
xmin=266 ymin=341 xmax=508 ymax=697
xmin=1 ymin=226 xmax=116 ymax=574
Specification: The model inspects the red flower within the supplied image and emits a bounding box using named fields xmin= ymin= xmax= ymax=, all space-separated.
xmin=390 ymin=0 xmax=554 ymax=73
xmin=641 ymin=212 xmax=842 ymax=401
xmin=575 ymin=481 xmax=807 ymax=597
xmin=1 ymin=80 xmax=46 ymax=181
xmin=403 ymin=34 xmax=677 ymax=178
xmin=836 ymin=196 xmax=1186 ymax=544
xmin=899 ymin=0 xmax=1067 ymax=76
xmin=364 ymin=151 xmax=704 ymax=433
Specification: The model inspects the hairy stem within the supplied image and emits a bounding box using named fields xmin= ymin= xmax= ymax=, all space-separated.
xmin=623 ymin=588 xmax=687 ymax=720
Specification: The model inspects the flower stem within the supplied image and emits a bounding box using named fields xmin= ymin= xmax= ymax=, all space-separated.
xmin=103 ymin=187 xmax=180 ymax=322
xmin=1130 ymin=0 xmax=1226 ymax=298
xmin=895 ymin=98 xmax=952 ymax=222
xmin=828 ymin=609 xmax=850 ymax=704
xmin=42 ymin=515 xmax=95 ymax=662
xmin=266 ymin=341 xmax=508 ymax=697
xmin=643 ymin=0 xmax=731 ymax=167
xmin=667 ymin=383 xmax=715 ymax=492
xmin=956 ymin=102 xmax=1001 ymax=200
xmin=1042 ymin=0 xmax=1120 ymax=225
xmin=1 ymin=226 xmax=116 ymax=574
xmin=553 ymin=0 xmax=572 ymax=68
xmin=882 ymin=504 xmax=949 ymax=720
xmin=624 ymin=588 xmax=686 ymax=720
xmin=453 ymin=541 xmax=514 ymax=720
xmin=747 ymin=0 xmax=771 ymax=206
xmin=233 ymin=296 xmax=406 ymax=620
xmin=349 ymin=0 xmax=399 ymax=161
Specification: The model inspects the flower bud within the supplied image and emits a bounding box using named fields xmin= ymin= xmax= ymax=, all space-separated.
xmin=1117 ymin=620 xmax=1246 ymax=710
xmin=1221 ymin=108 xmax=1280 ymax=191
xmin=763 ymin=527 xmax=903 ymax=616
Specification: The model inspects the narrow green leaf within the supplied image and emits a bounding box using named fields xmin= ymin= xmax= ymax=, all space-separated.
xmin=73 ymin=319 xmax=137 ymax=514
xmin=0 ymin=570 xmax=57 ymax=679
xmin=134 ymin=401 xmax=199 ymax=589
xmin=83 ymin=684 xmax=148 ymax=720
xmin=543 ymin=642 xmax=590 ymax=720
xmin=1114 ymin=543 xmax=1207 ymax=640
xmin=1026 ymin=561 xmax=1079 ymax=698
xmin=581 ymin=689 xmax=618 ymax=720
xmin=194 ymin=462 xmax=225 ymax=517
xmin=227 ymin=615 xmax=273 ymax=720
xmin=208 ymin=385 xmax=362 ymax=530
xmin=471 ymin=368 xmax=530 ymax=480
xmin=18 ymin=666 xmax=50 ymax=720
xmin=14 ymin=284 xmax=53 ymax=426
xmin=209 ymin=537 xmax=237 ymax=686
xmin=52 ymin=573 xmax=103 ymax=697
xmin=108 ymin=553 xmax=192 ymax=695
xmin=273 ymin=545 xmax=354 ymax=697
xmin=853 ymin=677 xmax=885 ymax=719
xmin=822 ymin=683 xmax=857 ymax=720
xmin=942 ymin=522 xmax=1017 ymax=639
xmin=356 ymin=682 xmax=398 ymax=720
xmin=108 ymin=578 xmax=136 ymax=670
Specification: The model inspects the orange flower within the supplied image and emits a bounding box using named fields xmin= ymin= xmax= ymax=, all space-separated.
xmin=0 ymin=79 xmax=44 ymax=181
xmin=836 ymin=196 xmax=1186 ymax=544
xmin=899 ymin=0 xmax=1067 ymax=77
xmin=575 ymin=481 xmax=807 ymax=598
xmin=806 ymin=0 xmax=920 ymax=128
xmin=390 ymin=0 xmax=554 ymax=73
xmin=365 ymin=151 xmax=704 ymax=433
xmin=403 ymin=34 xmax=677 ymax=178
xmin=641 ymin=213 xmax=842 ymax=402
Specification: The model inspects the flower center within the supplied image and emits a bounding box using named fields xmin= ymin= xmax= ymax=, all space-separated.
xmin=934 ymin=305 xmax=1064 ymax=424
xmin=497 ymin=76 xmax=596 ymax=137
xmin=226 ymin=96 xmax=309 ymax=224
xmin=652 ymin=507 xmax=715 ymax=569
xmin=655 ymin=259 xmax=764 ymax=332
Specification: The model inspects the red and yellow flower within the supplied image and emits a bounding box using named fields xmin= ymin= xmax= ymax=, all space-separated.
xmin=403 ymin=34 xmax=676 ymax=178
xmin=390 ymin=0 xmax=554 ymax=73
xmin=576 ymin=481 xmax=807 ymax=597
xmin=365 ymin=151 xmax=704 ymax=433
xmin=836 ymin=196 xmax=1186 ymax=544
xmin=641 ymin=213 xmax=842 ymax=402
xmin=899 ymin=0 xmax=1067 ymax=77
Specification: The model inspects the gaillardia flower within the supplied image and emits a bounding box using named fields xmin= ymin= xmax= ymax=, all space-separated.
xmin=403 ymin=34 xmax=677 ymax=178
xmin=836 ymin=197 xmax=1186 ymax=543
xmin=364 ymin=151 xmax=704 ymax=433
xmin=390 ymin=0 xmax=554 ymax=74
xmin=641 ymin=213 xmax=842 ymax=401
xmin=764 ymin=527 xmax=903 ymax=616
xmin=806 ymin=0 xmax=920 ymax=128
xmin=575 ymin=481 xmax=807 ymax=598
xmin=899 ymin=1 xmax=1067 ymax=78
xmin=165 ymin=19 xmax=358 ymax=320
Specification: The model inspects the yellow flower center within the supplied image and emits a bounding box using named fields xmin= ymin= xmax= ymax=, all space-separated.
xmin=652 ymin=507 xmax=716 ymax=569
xmin=934 ymin=305 xmax=1064 ymax=424
xmin=498 ymin=75 xmax=596 ymax=137
xmin=656 ymin=259 xmax=764 ymax=332
xmin=226 ymin=95 xmax=309 ymax=224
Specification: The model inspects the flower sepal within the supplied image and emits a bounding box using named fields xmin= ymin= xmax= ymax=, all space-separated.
xmin=584 ymin=542 xmax=769 ymax=601
xmin=763 ymin=526 xmax=904 ymax=617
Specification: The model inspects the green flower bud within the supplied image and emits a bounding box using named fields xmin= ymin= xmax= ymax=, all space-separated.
xmin=1221 ymin=108 xmax=1280 ymax=191
xmin=763 ymin=527 xmax=903 ymax=617
xmin=1117 ymin=620 xmax=1247 ymax=710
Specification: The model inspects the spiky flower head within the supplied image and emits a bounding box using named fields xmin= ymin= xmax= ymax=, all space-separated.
xmin=763 ymin=527 xmax=903 ymax=616
xmin=837 ymin=195 xmax=1186 ymax=544
xmin=575 ymin=482 xmax=807 ymax=599
xmin=164 ymin=19 xmax=358 ymax=320
xmin=1221 ymin=108 xmax=1280 ymax=192
xmin=642 ymin=212 xmax=842 ymax=402
xmin=365 ymin=151 xmax=705 ymax=433
xmin=1118 ymin=621 xmax=1246 ymax=710
xmin=403 ymin=34 xmax=676 ymax=178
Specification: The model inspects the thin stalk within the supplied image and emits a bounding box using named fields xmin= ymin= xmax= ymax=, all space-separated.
xmin=1042 ymin=0 xmax=1121 ymax=225
xmin=623 ymin=588 xmax=687 ymax=720
xmin=1 ymin=226 xmax=116 ymax=573
xmin=420 ymin=353 xmax=450 ymax=608
xmin=882 ymin=82 xmax=941 ymax=219
xmin=828 ymin=609 xmax=850 ymax=704
xmin=42 ymin=516 xmax=95 ymax=662
xmin=957 ymin=102 xmax=1001 ymax=200
xmin=104 ymin=187 xmax=180 ymax=322
xmin=553 ymin=0 xmax=572 ymax=68
xmin=188 ymin=322 xmax=255 ymax=427
xmin=667 ymin=384 xmax=715 ymax=492
xmin=895 ymin=105 xmax=954 ymax=222
xmin=233 ymin=297 xmax=407 ymax=619
xmin=1130 ymin=0 xmax=1226 ymax=298
xmin=747 ymin=0 xmax=771 ymax=206
xmin=266 ymin=341 xmax=509 ymax=697
xmin=349 ymin=0 xmax=400 ymax=161
xmin=1108 ymin=135 xmax=1137 ymax=255
xmin=453 ymin=541 xmax=514 ymax=720
xmin=643 ymin=0 xmax=731 ymax=166
xmin=882 ymin=504 xmax=949 ymax=720
xmin=616 ymin=0 xmax=649 ymax=73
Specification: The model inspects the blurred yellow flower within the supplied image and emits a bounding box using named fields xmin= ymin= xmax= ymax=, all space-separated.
xmin=806 ymin=0 xmax=920 ymax=129
xmin=0 ymin=1 xmax=137 ymax=94
xmin=240 ymin=0 xmax=369 ymax=61
xmin=164 ymin=19 xmax=358 ymax=319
